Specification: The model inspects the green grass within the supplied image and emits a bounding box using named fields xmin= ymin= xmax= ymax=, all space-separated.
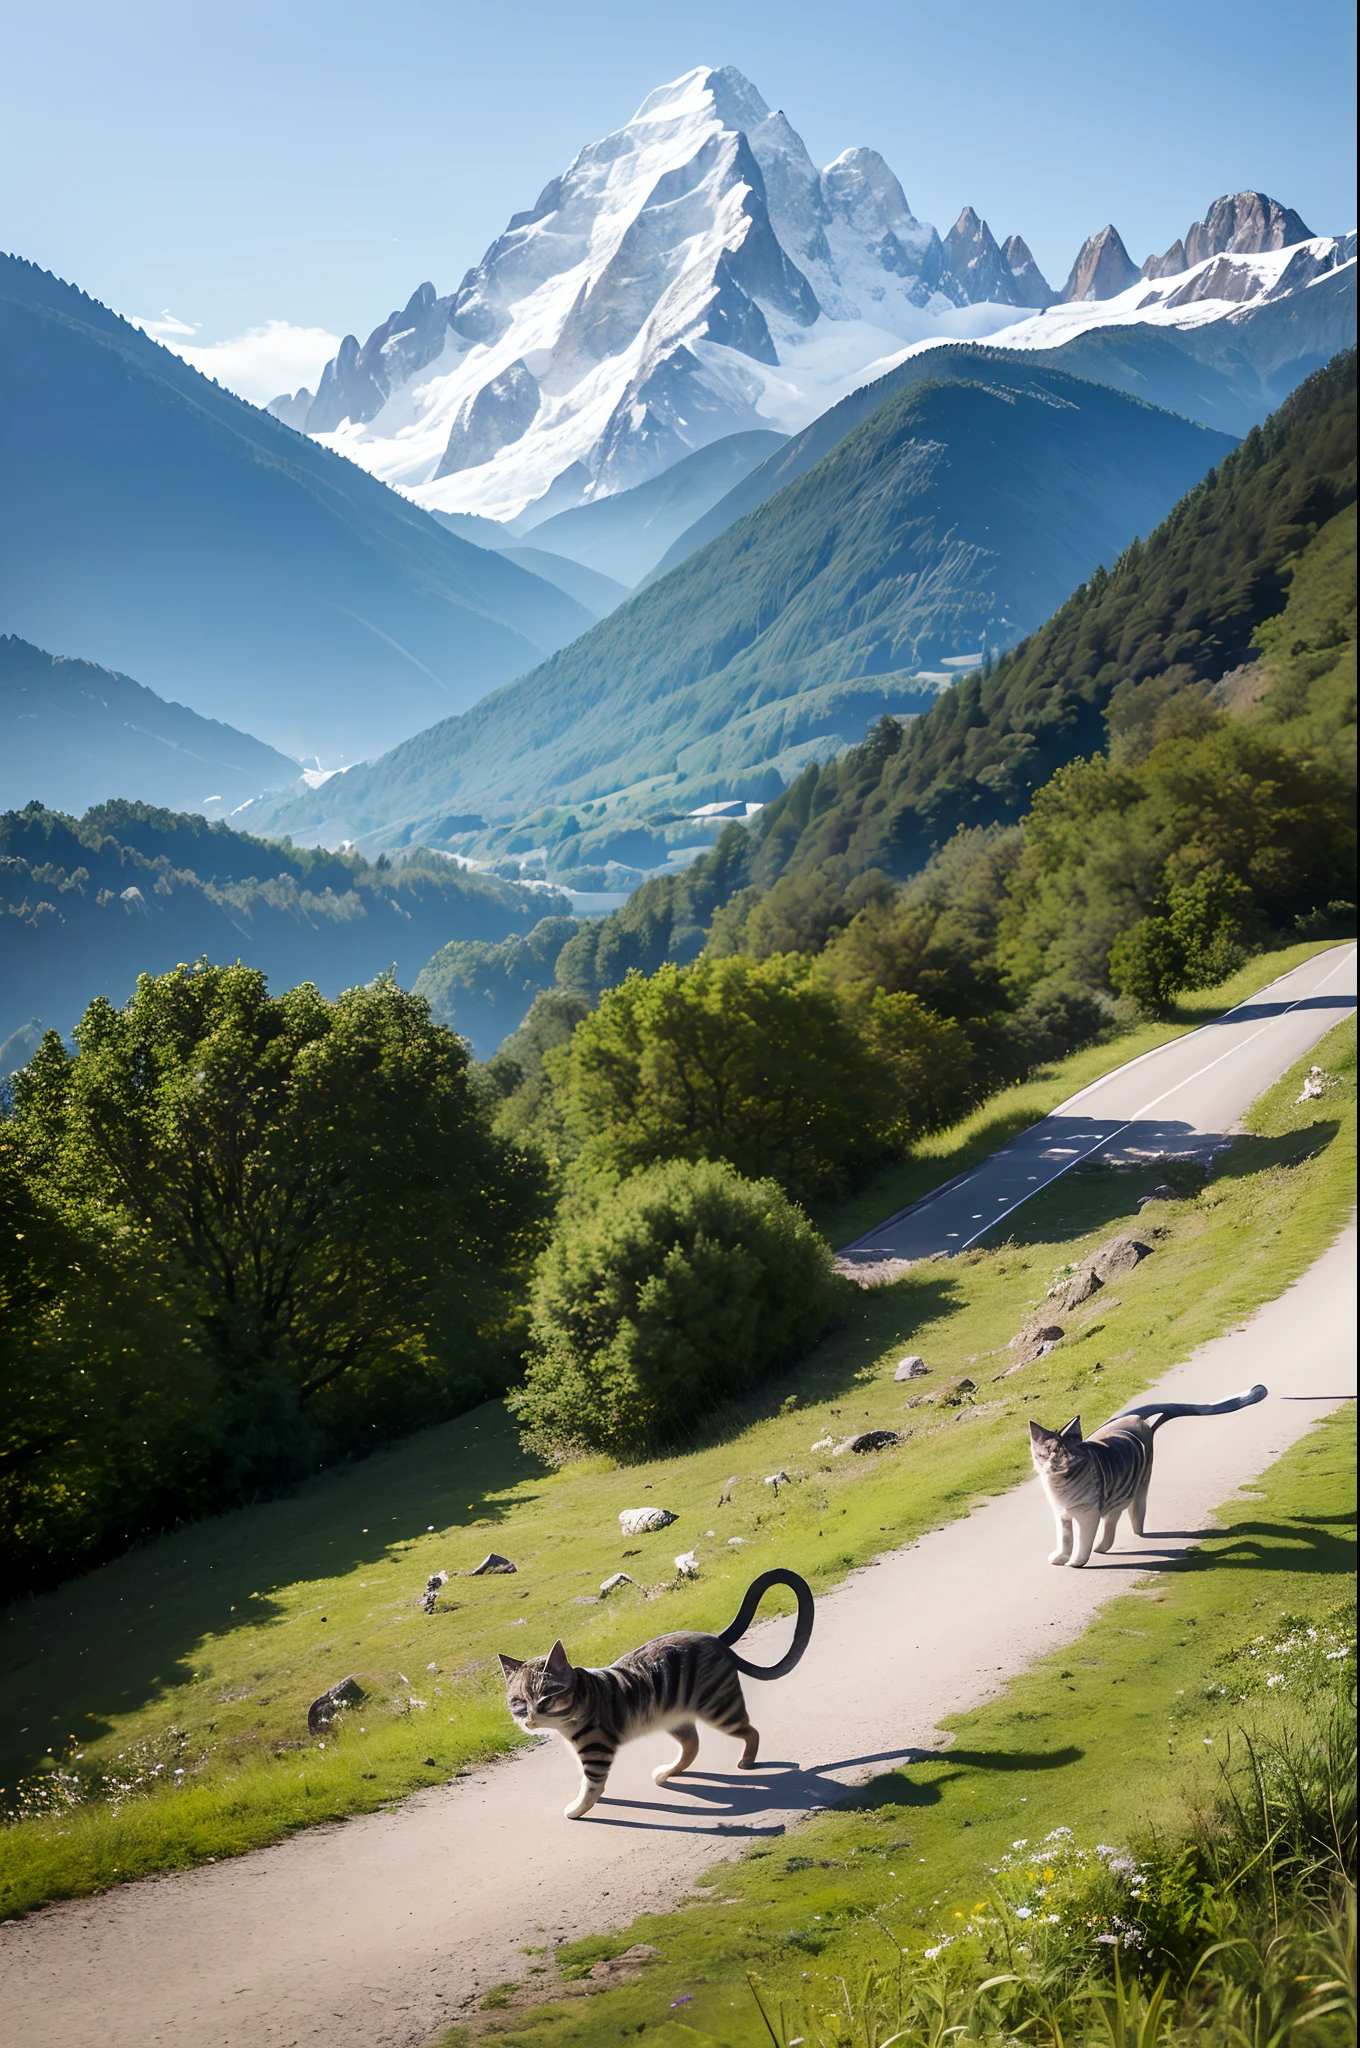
xmin=438 ymin=1402 xmax=1357 ymax=2048
xmin=0 ymin=1008 xmax=1352 ymax=1919
xmin=814 ymin=938 xmax=1341 ymax=1247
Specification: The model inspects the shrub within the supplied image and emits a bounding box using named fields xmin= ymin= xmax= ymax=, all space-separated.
xmin=511 ymin=1158 xmax=849 ymax=1459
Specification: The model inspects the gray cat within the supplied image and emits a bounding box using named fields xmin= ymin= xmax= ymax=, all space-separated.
xmin=1029 ymin=1383 xmax=1267 ymax=1566
xmin=498 ymin=1567 xmax=814 ymax=1819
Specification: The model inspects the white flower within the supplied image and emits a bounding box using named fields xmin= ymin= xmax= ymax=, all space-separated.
xmin=1012 ymin=1838 xmax=1029 ymax=1849
xmin=1267 ymin=1674 xmax=1285 ymax=1687
xmin=1014 ymin=1906 xmax=1033 ymax=1920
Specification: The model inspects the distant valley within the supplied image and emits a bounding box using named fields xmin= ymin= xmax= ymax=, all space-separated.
xmin=246 ymin=353 xmax=1237 ymax=849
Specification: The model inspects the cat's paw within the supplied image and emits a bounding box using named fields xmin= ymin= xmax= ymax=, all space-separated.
xmin=1048 ymin=1550 xmax=1070 ymax=1565
xmin=651 ymin=1764 xmax=675 ymax=1786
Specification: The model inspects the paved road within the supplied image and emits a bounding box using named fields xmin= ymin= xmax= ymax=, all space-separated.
xmin=841 ymin=943 xmax=1356 ymax=1272
xmin=1 ymin=947 xmax=1353 ymax=2048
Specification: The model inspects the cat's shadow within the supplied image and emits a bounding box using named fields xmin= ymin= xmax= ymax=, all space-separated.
xmin=586 ymin=1747 xmax=951 ymax=1833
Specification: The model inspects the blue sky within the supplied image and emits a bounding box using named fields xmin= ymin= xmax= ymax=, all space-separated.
xmin=4 ymin=0 xmax=1355 ymax=399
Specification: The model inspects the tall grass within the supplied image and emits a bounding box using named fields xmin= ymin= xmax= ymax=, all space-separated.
xmin=749 ymin=1659 xmax=1357 ymax=2048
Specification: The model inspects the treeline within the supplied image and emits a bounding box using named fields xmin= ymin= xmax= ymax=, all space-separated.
xmin=0 ymin=798 xmax=566 ymax=1046
xmin=0 ymin=967 xmax=548 ymax=1596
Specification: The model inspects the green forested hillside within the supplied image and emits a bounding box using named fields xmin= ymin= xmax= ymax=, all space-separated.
xmin=249 ymin=360 xmax=1234 ymax=848
xmin=1247 ymin=499 xmax=1357 ymax=776
xmin=0 ymin=800 xmax=565 ymax=1046
xmin=746 ymin=348 xmax=1355 ymax=887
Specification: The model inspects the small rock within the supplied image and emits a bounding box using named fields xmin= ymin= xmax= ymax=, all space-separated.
xmin=1138 ymin=1183 xmax=1179 ymax=1206
xmin=618 ymin=1507 xmax=678 ymax=1536
xmin=419 ymin=1569 xmax=450 ymax=1613
xmin=727 ymin=1536 xmax=745 ymax=1546
xmin=1011 ymin=1322 xmax=1065 ymax=1354
xmin=1046 ymin=1266 xmax=1101 ymax=1311
xmin=674 ymin=1550 xmax=700 ymax=1578
xmin=469 ymin=1553 xmax=516 ymax=1575
xmin=894 ymin=1356 xmax=929 ymax=1382
xmin=573 ymin=1595 xmax=600 ymax=1605
xmin=426 ymin=1661 xmax=439 ymax=1672
xmin=832 ymin=1429 xmax=903 ymax=1455
xmin=764 ymin=1471 xmax=790 ymax=1497
xmin=1086 ymin=1234 xmax=1152 ymax=1284
xmin=307 ymin=1675 xmax=365 ymax=1736
xmin=939 ymin=1378 xmax=977 ymax=1407
xmin=599 ymin=1572 xmax=637 ymax=1596
xmin=810 ymin=1435 xmax=834 ymax=1452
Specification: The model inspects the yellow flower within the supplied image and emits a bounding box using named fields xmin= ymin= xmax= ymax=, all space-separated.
xmin=1043 ymin=1869 xmax=1055 ymax=1881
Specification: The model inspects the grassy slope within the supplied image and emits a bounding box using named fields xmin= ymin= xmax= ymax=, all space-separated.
xmin=473 ymin=1403 xmax=1355 ymax=2048
xmin=1 ymin=1004 xmax=1352 ymax=1917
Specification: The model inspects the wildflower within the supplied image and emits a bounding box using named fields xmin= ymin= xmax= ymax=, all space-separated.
xmin=1267 ymin=1674 xmax=1285 ymax=1687
xmin=1012 ymin=1838 xmax=1028 ymax=1849
xmin=1014 ymin=1906 xmax=1033 ymax=1920
xmin=1043 ymin=1868 xmax=1054 ymax=1881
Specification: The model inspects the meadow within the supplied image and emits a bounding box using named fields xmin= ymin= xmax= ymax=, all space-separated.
xmin=0 ymin=955 xmax=1351 ymax=1919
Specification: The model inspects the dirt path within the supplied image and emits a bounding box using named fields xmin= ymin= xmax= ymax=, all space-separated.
xmin=3 ymin=1217 xmax=1353 ymax=2048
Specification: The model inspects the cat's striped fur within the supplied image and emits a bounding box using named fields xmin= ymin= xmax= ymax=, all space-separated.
xmin=1029 ymin=1384 xmax=1267 ymax=1567
xmin=498 ymin=1568 xmax=814 ymax=1819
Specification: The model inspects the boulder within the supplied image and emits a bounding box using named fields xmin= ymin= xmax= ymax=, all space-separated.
xmin=938 ymin=1378 xmax=977 ymax=1407
xmin=618 ymin=1506 xmax=678 ymax=1535
xmin=469 ymin=1552 xmax=517 ymax=1575
xmin=674 ymin=1550 xmax=700 ymax=1578
xmin=894 ymin=1355 xmax=929 ymax=1381
xmin=307 ymin=1675 xmax=365 ymax=1736
xmin=599 ymin=1572 xmax=637 ymax=1595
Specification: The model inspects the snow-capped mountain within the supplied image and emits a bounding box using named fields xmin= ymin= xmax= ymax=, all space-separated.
xmin=271 ymin=68 xmax=1351 ymax=525
xmin=277 ymin=68 xmax=1059 ymax=522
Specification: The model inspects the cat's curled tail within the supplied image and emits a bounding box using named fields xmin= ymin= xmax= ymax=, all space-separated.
xmin=717 ymin=1568 xmax=815 ymax=1679
xmin=1113 ymin=1383 xmax=1267 ymax=1432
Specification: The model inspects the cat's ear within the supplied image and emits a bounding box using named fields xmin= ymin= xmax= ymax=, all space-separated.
xmin=545 ymin=1638 xmax=572 ymax=1679
xmin=1029 ymin=1419 xmax=1053 ymax=1442
xmin=1061 ymin=1416 xmax=1083 ymax=1442
xmin=497 ymin=1653 xmax=524 ymax=1679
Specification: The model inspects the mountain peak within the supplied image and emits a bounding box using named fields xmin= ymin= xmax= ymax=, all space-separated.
xmin=1001 ymin=234 xmax=1056 ymax=309
xmin=630 ymin=65 xmax=769 ymax=131
xmin=1061 ymin=223 xmax=1140 ymax=302
xmin=1144 ymin=190 xmax=1315 ymax=279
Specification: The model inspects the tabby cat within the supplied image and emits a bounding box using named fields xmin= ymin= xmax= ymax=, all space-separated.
xmin=498 ymin=1567 xmax=814 ymax=1819
xmin=1029 ymin=1383 xmax=1267 ymax=1567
